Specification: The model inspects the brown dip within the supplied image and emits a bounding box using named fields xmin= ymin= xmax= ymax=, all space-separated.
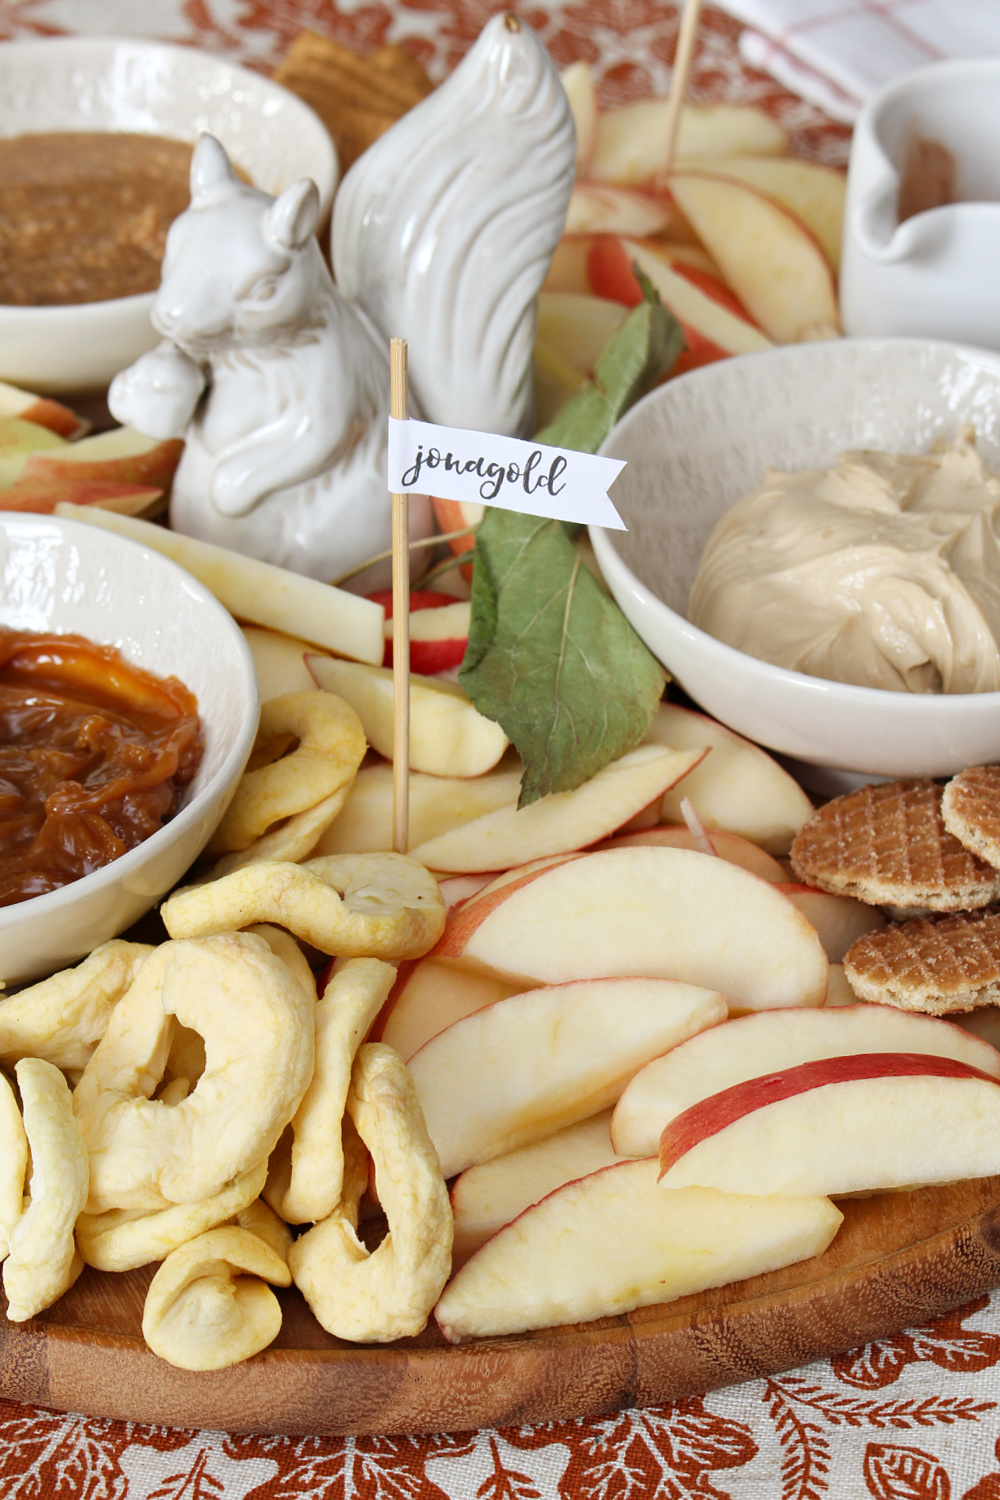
xmin=0 ymin=627 xmax=203 ymax=906
xmin=0 ymin=132 xmax=195 ymax=306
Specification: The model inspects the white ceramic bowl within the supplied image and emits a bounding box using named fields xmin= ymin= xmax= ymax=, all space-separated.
xmin=0 ymin=37 xmax=338 ymax=394
xmin=0 ymin=513 xmax=259 ymax=985
xmin=591 ymin=338 xmax=1000 ymax=784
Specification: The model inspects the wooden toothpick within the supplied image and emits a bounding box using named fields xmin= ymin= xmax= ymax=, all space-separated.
xmin=390 ymin=337 xmax=410 ymax=854
xmin=660 ymin=0 xmax=704 ymax=180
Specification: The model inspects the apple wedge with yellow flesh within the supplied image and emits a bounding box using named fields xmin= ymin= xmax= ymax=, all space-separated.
xmin=616 ymin=240 xmax=772 ymax=357
xmin=407 ymin=745 xmax=705 ymax=873
xmin=451 ymin=1110 xmax=622 ymax=1267
xmin=537 ymin=291 xmax=629 ymax=380
xmin=596 ymin=826 xmax=787 ymax=882
xmin=25 ymin=426 xmax=184 ymax=492
xmin=676 ymin=154 xmax=846 ymax=271
xmin=779 ymin=884 xmax=885 ymax=962
xmin=436 ymin=1165 xmax=842 ymax=1342
xmin=0 ymin=415 xmax=67 ymax=487
xmin=312 ymin=759 xmax=523 ymax=857
xmin=307 ymin=655 xmax=508 ymax=778
xmin=658 ymin=1053 xmax=1000 ymax=1197
xmin=0 ymin=379 xmax=86 ymax=439
xmin=647 ymin=702 xmax=813 ymax=854
xmin=407 ymin=976 xmax=727 ymax=1177
xmin=241 ymin=626 xmax=327 ymax=701
xmin=432 ymin=845 xmax=828 ymax=1009
xmin=666 ymin=172 xmax=840 ymax=343
xmin=613 ymin=1004 xmax=1000 ymax=1158
xmin=590 ymin=101 xmax=787 ymax=187
xmin=0 ymin=476 xmax=162 ymax=515
xmin=565 ymin=183 xmax=675 ymax=238
xmin=375 ymin=958 xmax=523 ymax=1061
xmin=56 ymin=503 xmax=385 ymax=666
xmin=560 ymin=60 xmax=598 ymax=172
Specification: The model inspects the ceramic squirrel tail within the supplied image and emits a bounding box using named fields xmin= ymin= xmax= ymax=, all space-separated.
xmin=331 ymin=14 xmax=576 ymax=440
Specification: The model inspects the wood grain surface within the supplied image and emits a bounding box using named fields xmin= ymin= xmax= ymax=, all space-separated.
xmin=3 ymin=1176 xmax=1000 ymax=1435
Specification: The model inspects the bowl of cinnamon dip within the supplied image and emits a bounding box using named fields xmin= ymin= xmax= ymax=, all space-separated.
xmin=590 ymin=337 xmax=1000 ymax=792
xmin=0 ymin=512 xmax=258 ymax=986
xmin=0 ymin=37 xmax=337 ymax=394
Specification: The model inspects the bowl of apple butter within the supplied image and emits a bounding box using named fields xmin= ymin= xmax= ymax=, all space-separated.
xmin=0 ymin=37 xmax=337 ymax=393
xmin=0 ymin=512 xmax=258 ymax=986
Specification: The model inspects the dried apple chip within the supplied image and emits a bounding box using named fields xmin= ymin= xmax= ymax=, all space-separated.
xmin=161 ymin=853 xmax=446 ymax=961
xmin=3 ymin=1058 xmax=89 ymax=1321
xmin=142 ymin=1225 xmax=291 ymax=1370
xmin=288 ymin=1043 xmax=452 ymax=1342
xmin=0 ymin=940 xmax=154 ymax=1074
xmin=0 ymin=1068 xmax=27 ymax=1260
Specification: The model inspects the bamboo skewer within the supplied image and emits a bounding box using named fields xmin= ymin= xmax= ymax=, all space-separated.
xmin=390 ymin=337 xmax=410 ymax=854
xmin=660 ymin=0 xmax=705 ymax=180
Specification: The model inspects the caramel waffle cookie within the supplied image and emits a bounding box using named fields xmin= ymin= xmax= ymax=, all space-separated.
xmin=790 ymin=778 xmax=1000 ymax=911
xmin=844 ymin=909 xmax=1000 ymax=1014
xmin=942 ymin=764 xmax=1000 ymax=870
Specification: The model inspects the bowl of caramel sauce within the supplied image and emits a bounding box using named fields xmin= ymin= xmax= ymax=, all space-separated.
xmin=0 ymin=512 xmax=258 ymax=985
xmin=0 ymin=37 xmax=338 ymax=394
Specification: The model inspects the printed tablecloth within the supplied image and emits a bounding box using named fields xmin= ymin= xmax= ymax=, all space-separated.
xmin=5 ymin=4 xmax=1000 ymax=1497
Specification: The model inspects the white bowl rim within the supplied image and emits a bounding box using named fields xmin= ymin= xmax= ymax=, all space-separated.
xmin=591 ymin=334 xmax=1000 ymax=718
xmin=0 ymin=33 xmax=338 ymax=319
xmin=0 ymin=512 xmax=259 ymax=930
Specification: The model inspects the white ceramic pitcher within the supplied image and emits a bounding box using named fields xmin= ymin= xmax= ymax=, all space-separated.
xmin=840 ymin=58 xmax=1000 ymax=348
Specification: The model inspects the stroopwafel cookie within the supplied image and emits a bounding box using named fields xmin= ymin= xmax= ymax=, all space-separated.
xmin=844 ymin=909 xmax=1000 ymax=1014
xmin=790 ymin=778 xmax=1000 ymax=911
xmin=942 ymin=764 xmax=1000 ymax=870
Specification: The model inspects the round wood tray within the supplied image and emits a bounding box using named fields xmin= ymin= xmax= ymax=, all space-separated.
xmin=3 ymin=1175 xmax=1000 ymax=1435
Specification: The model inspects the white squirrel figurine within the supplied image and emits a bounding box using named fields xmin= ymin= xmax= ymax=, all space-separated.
xmin=109 ymin=15 xmax=576 ymax=586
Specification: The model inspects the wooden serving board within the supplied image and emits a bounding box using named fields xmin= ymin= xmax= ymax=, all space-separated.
xmin=3 ymin=1175 xmax=1000 ymax=1435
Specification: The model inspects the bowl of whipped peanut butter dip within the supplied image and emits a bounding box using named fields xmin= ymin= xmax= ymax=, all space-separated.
xmin=590 ymin=338 xmax=1000 ymax=782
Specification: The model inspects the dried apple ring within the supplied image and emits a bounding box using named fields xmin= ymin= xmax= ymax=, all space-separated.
xmin=205 ymin=786 xmax=354 ymax=880
xmin=288 ymin=1043 xmax=452 ymax=1342
xmin=161 ymin=853 xmax=446 ymax=961
xmin=273 ymin=958 xmax=396 ymax=1225
xmin=208 ymin=691 xmax=366 ymax=854
xmin=142 ymin=1225 xmax=291 ymax=1370
xmin=76 ymin=1158 xmax=268 ymax=1273
xmin=0 ymin=940 xmax=155 ymax=1074
xmin=73 ymin=932 xmax=315 ymax=1214
xmin=233 ymin=1197 xmax=293 ymax=1263
xmin=0 ymin=1069 xmax=27 ymax=1260
xmin=4 ymin=1058 xmax=89 ymax=1321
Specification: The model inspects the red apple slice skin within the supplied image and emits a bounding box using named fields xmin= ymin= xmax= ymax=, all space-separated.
xmin=614 ymin=1005 xmax=1000 ymax=1157
xmin=436 ymin=1162 xmax=841 ymax=1342
xmin=659 ymin=1052 xmax=1000 ymax=1197
xmin=595 ymin=826 xmax=787 ymax=882
xmin=0 ymin=477 xmax=161 ymax=514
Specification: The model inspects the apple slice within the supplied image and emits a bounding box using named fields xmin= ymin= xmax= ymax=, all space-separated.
xmin=368 ymin=589 xmax=470 ymax=675
xmin=0 ymin=415 xmax=67 ymax=487
xmin=436 ymin=1164 xmax=841 ymax=1342
xmin=306 ymin=655 xmax=507 ymax=778
xmin=538 ymin=291 xmax=629 ymax=380
xmin=595 ymin=825 xmax=787 ymax=882
xmin=25 ymin=426 xmax=184 ymax=493
xmin=451 ymin=1109 xmax=622 ymax=1266
xmin=779 ymin=883 xmax=885 ymax=963
xmin=408 ymin=975 xmax=727 ymax=1177
xmin=566 ymin=183 xmax=675 ymax=239
xmin=666 ymin=172 xmax=840 ymax=342
xmin=658 ymin=1053 xmax=1000 ymax=1197
xmin=543 ymin=237 xmax=594 ymax=296
xmin=677 ymin=154 xmax=846 ymax=271
xmin=241 ymin=626 xmax=326 ymax=701
xmin=437 ymin=874 xmax=495 ymax=911
xmin=0 ymin=476 xmax=161 ymax=515
xmin=561 ymin=61 xmax=598 ymax=173
xmin=613 ymin=1003 xmax=1000 ymax=1157
xmin=646 ymin=702 xmax=813 ymax=855
xmin=590 ymin=101 xmax=787 ymax=187
xmin=407 ymin=745 xmax=705 ymax=873
xmin=56 ymin=503 xmax=386 ymax=666
xmin=432 ymin=845 xmax=828 ymax=1010
xmin=0 ymin=380 xmax=86 ymax=439
xmin=825 ymin=963 xmax=861 ymax=1007
xmin=312 ymin=759 xmax=523 ymax=858
xmin=375 ymin=957 xmax=523 ymax=1060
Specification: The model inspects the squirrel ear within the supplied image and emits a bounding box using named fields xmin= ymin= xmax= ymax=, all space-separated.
xmin=190 ymin=134 xmax=238 ymax=203
xmin=265 ymin=179 xmax=320 ymax=250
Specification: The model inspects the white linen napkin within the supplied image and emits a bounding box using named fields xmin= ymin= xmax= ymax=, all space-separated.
xmin=714 ymin=0 xmax=1000 ymax=122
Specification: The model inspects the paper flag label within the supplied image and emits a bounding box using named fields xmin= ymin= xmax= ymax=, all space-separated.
xmin=388 ymin=417 xmax=627 ymax=530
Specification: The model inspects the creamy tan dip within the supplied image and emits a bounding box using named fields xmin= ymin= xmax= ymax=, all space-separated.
xmin=689 ymin=429 xmax=1000 ymax=693
xmin=0 ymin=133 xmax=195 ymax=305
